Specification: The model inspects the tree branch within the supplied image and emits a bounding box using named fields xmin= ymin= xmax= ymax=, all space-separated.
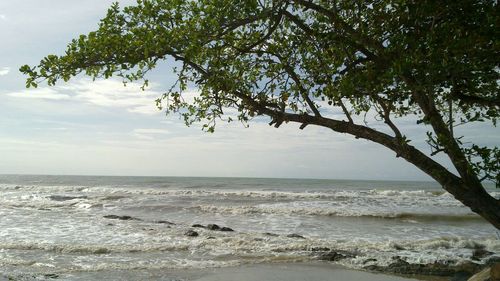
xmin=374 ymin=95 xmax=404 ymax=141
xmin=339 ymin=100 xmax=353 ymax=123
xmin=291 ymin=0 xmax=384 ymax=54
xmin=280 ymin=62 xmax=321 ymax=117
xmin=282 ymin=10 xmax=377 ymax=61
xmin=405 ymin=76 xmax=484 ymax=190
xmin=452 ymin=92 xmax=500 ymax=108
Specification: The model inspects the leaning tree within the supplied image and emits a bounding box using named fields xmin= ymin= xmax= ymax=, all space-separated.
xmin=21 ymin=0 xmax=499 ymax=227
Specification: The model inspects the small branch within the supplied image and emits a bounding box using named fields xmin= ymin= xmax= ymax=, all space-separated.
xmin=448 ymin=98 xmax=454 ymax=139
xmin=404 ymin=75 xmax=484 ymax=189
xmin=291 ymin=0 xmax=384 ymax=55
xmin=282 ymin=10 xmax=376 ymax=61
xmin=279 ymin=59 xmax=321 ymax=117
xmin=430 ymin=148 xmax=446 ymax=156
xmin=375 ymin=96 xmax=403 ymax=140
xmin=451 ymin=91 xmax=500 ymax=108
xmin=234 ymin=10 xmax=284 ymax=54
xmin=339 ymin=100 xmax=353 ymax=123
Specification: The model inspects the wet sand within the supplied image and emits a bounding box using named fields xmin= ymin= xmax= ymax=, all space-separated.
xmin=63 ymin=262 xmax=429 ymax=281
xmin=189 ymin=263 xmax=424 ymax=281
xmin=2 ymin=261 xmax=446 ymax=280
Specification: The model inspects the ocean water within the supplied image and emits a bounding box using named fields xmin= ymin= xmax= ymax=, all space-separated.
xmin=0 ymin=175 xmax=498 ymax=280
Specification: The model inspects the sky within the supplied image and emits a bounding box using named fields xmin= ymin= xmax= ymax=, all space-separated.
xmin=0 ymin=1 xmax=498 ymax=181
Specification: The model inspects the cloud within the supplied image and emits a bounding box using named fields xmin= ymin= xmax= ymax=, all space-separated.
xmin=0 ymin=14 xmax=6 ymax=21
xmin=5 ymin=78 xmax=164 ymax=115
xmin=133 ymin=128 xmax=169 ymax=140
xmin=0 ymin=67 xmax=10 ymax=76
xmin=7 ymin=87 xmax=70 ymax=100
xmin=133 ymin=128 xmax=170 ymax=135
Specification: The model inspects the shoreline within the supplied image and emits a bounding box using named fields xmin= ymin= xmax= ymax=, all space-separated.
xmin=178 ymin=262 xmax=434 ymax=281
xmin=2 ymin=262 xmax=440 ymax=281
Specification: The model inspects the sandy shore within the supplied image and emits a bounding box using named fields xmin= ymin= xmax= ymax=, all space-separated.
xmin=39 ymin=262 xmax=433 ymax=281
xmin=187 ymin=263 xmax=426 ymax=281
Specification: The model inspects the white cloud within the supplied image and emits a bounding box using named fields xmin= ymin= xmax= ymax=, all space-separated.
xmin=0 ymin=67 xmax=10 ymax=76
xmin=6 ymin=78 xmax=164 ymax=115
xmin=133 ymin=128 xmax=170 ymax=140
xmin=134 ymin=128 xmax=169 ymax=135
xmin=7 ymin=87 xmax=70 ymax=100
xmin=0 ymin=14 xmax=6 ymax=21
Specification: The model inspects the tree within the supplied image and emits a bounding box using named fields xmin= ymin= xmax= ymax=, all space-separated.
xmin=20 ymin=0 xmax=499 ymax=227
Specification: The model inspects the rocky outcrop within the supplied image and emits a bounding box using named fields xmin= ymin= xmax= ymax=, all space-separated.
xmin=103 ymin=215 xmax=141 ymax=221
xmin=491 ymin=263 xmax=500 ymax=281
xmin=154 ymin=220 xmax=175 ymax=225
xmin=311 ymin=247 xmax=330 ymax=252
xmin=49 ymin=195 xmax=87 ymax=201
xmin=185 ymin=230 xmax=199 ymax=237
xmin=286 ymin=233 xmax=305 ymax=239
xmin=471 ymin=246 xmax=494 ymax=261
xmin=206 ymin=224 xmax=220 ymax=230
xmin=190 ymin=223 xmax=234 ymax=232
xmin=467 ymin=267 xmax=490 ymax=281
xmin=316 ymin=250 xmax=356 ymax=261
xmin=466 ymin=263 xmax=500 ymax=281
xmin=364 ymin=257 xmax=484 ymax=279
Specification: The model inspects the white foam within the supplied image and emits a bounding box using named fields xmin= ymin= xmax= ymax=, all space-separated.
xmin=0 ymin=181 xmax=497 ymax=274
xmin=194 ymin=200 xmax=477 ymax=219
xmin=0 ymin=184 xmax=461 ymax=200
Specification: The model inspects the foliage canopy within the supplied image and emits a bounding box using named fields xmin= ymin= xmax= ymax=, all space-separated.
xmin=21 ymin=0 xmax=500 ymax=227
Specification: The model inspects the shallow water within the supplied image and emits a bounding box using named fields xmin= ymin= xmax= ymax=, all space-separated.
xmin=0 ymin=175 xmax=497 ymax=280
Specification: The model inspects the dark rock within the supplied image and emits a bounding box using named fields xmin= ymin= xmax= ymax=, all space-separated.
xmin=391 ymin=256 xmax=409 ymax=266
xmin=311 ymin=247 xmax=331 ymax=252
xmin=472 ymin=247 xmax=493 ymax=261
xmin=450 ymin=271 xmax=472 ymax=281
xmin=365 ymin=259 xmax=484 ymax=277
xmin=456 ymin=261 xmax=485 ymax=275
xmin=487 ymin=256 xmax=500 ymax=266
xmin=192 ymin=224 xmax=205 ymax=228
xmin=467 ymin=267 xmax=491 ymax=281
xmin=155 ymin=220 xmax=175 ymax=225
xmin=264 ymin=232 xmax=279 ymax=237
xmin=491 ymin=262 xmax=500 ymax=280
xmin=363 ymin=258 xmax=378 ymax=264
xmin=103 ymin=215 xmax=141 ymax=221
xmin=286 ymin=234 xmax=305 ymax=239
xmin=49 ymin=195 xmax=87 ymax=201
xmin=393 ymin=244 xmax=405 ymax=250
xmin=206 ymin=224 xmax=220 ymax=230
xmin=106 ymin=223 xmax=113 ymax=226
xmin=101 ymin=195 xmax=127 ymax=201
xmin=220 ymin=227 xmax=234 ymax=232
xmin=185 ymin=230 xmax=199 ymax=237
xmin=318 ymin=250 xmax=356 ymax=261
xmin=44 ymin=273 xmax=59 ymax=279
xmin=206 ymin=236 xmax=216 ymax=240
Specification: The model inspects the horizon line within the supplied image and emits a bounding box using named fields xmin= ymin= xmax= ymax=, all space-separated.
xmin=0 ymin=173 xmax=437 ymax=183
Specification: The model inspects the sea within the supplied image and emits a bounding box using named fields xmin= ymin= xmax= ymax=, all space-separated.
xmin=0 ymin=175 xmax=498 ymax=280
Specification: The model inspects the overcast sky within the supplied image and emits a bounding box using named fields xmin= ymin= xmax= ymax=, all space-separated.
xmin=0 ymin=1 xmax=497 ymax=181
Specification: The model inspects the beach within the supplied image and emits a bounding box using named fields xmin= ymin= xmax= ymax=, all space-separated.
xmin=0 ymin=175 xmax=497 ymax=280
xmin=45 ymin=263 xmax=429 ymax=281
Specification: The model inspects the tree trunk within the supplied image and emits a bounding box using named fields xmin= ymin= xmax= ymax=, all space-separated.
xmin=445 ymin=182 xmax=500 ymax=229
xmin=263 ymin=110 xmax=500 ymax=229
